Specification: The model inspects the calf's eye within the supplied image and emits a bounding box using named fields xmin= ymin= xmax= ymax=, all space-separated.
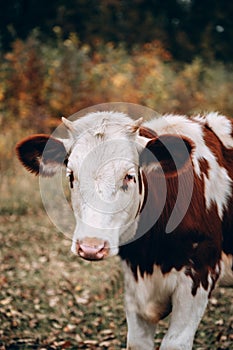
xmin=122 ymin=174 xmax=136 ymax=191
xmin=66 ymin=168 xmax=74 ymax=189
xmin=69 ymin=171 xmax=74 ymax=189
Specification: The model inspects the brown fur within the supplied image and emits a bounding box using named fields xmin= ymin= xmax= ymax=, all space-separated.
xmin=120 ymin=124 xmax=230 ymax=296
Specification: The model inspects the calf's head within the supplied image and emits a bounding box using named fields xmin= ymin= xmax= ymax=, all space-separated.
xmin=16 ymin=112 xmax=193 ymax=260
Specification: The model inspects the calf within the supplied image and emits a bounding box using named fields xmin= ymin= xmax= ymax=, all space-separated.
xmin=16 ymin=111 xmax=233 ymax=350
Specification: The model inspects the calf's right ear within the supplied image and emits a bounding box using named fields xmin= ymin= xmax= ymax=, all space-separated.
xmin=16 ymin=134 xmax=67 ymax=176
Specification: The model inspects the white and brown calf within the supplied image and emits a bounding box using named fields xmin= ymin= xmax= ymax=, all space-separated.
xmin=16 ymin=111 xmax=233 ymax=350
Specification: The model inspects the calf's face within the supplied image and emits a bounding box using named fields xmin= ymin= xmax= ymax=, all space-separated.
xmin=67 ymin=138 xmax=143 ymax=259
xmin=16 ymin=114 xmax=152 ymax=260
xmin=16 ymin=112 xmax=193 ymax=261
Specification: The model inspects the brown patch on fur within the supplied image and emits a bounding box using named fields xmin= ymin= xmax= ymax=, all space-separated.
xmin=138 ymin=168 xmax=142 ymax=195
xmin=202 ymin=125 xmax=233 ymax=258
xmin=139 ymin=126 xmax=157 ymax=139
xmin=140 ymin=171 xmax=148 ymax=214
xmin=120 ymin=128 xmax=223 ymax=296
xmin=135 ymin=171 xmax=148 ymax=218
xmin=199 ymin=158 xmax=210 ymax=178
xmin=203 ymin=126 xmax=225 ymax=166
xmin=120 ymin=163 xmax=222 ymax=295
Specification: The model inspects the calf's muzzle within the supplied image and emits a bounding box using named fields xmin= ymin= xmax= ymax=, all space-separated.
xmin=77 ymin=237 xmax=109 ymax=261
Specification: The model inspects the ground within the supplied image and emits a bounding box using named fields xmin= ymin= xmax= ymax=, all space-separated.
xmin=0 ymin=212 xmax=233 ymax=350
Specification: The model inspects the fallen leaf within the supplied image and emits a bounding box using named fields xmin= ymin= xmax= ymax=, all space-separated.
xmin=0 ymin=297 xmax=12 ymax=305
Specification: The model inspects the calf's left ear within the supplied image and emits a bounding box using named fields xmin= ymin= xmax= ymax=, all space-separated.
xmin=16 ymin=134 xmax=67 ymax=176
xmin=140 ymin=134 xmax=194 ymax=174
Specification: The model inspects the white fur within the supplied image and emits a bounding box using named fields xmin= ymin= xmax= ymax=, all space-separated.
xmin=203 ymin=165 xmax=232 ymax=219
xmin=122 ymin=262 xmax=210 ymax=350
xmin=39 ymin=161 xmax=62 ymax=176
xmin=144 ymin=114 xmax=205 ymax=176
xmin=160 ymin=273 xmax=209 ymax=350
xmin=194 ymin=112 xmax=233 ymax=148
xmin=66 ymin=112 xmax=142 ymax=255
xmin=144 ymin=114 xmax=232 ymax=219
xmin=123 ymin=263 xmax=177 ymax=325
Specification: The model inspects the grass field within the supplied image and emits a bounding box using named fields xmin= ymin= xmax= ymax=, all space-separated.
xmin=0 ymin=166 xmax=233 ymax=350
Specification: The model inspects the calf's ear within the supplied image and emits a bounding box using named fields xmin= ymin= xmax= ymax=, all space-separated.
xmin=16 ymin=134 xmax=67 ymax=176
xmin=140 ymin=134 xmax=194 ymax=175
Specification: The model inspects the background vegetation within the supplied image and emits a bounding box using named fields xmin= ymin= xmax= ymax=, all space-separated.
xmin=0 ymin=1 xmax=233 ymax=349
xmin=1 ymin=0 xmax=233 ymax=61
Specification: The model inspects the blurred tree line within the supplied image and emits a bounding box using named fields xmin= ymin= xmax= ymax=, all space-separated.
xmin=1 ymin=0 xmax=233 ymax=62
xmin=1 ymin=0 xmax=233 ymax=135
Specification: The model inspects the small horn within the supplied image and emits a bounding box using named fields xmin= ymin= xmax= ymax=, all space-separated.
xmin=127 ymin=117 xmax=144 ymax=133
xmin=62 ymin=117 xmax=75 ymax=132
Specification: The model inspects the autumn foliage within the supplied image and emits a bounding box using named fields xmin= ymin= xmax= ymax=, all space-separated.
xmin=1 ymin=32 xmax=233 ymax=133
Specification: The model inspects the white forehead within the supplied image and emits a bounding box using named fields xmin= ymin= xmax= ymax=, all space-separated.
xmin=67 ymin=111 xmax=138 ymax=173
xmin=70 ymin=111 xmax=133 ymax=136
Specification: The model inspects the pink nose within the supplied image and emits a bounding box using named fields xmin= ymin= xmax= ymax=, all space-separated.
xmin=77 ymin=237 xmax=109 ymax=261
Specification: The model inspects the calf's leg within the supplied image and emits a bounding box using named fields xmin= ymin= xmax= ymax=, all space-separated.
xmin=160 ymin=274 xmax=209 ymax=350
xmin=126 ymin=310 xmax=156 ymax=350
